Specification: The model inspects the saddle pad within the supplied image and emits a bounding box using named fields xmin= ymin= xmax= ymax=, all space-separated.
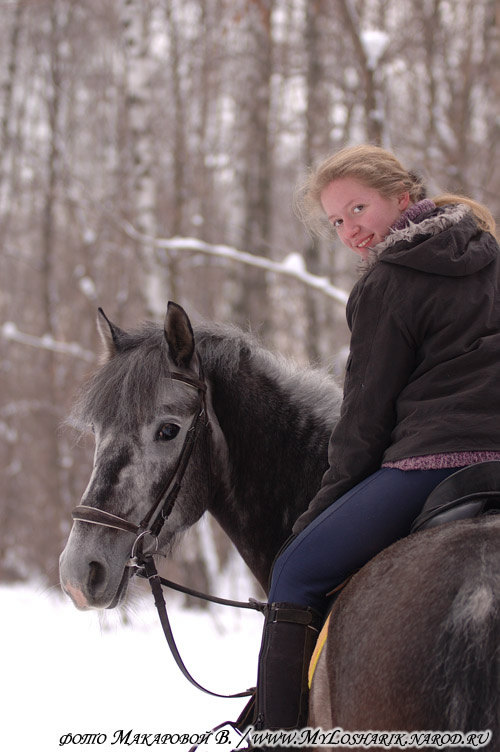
xmin=308 ymin=612 xmax=331 ymax=688
xmin=308 ymin=575 xmax=353 ymax=688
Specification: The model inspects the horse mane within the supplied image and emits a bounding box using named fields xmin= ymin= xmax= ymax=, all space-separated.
xmin=193 ymin=322 xmax=342 ymax=565
xmin=71 ymin=319 xmax=341 ymax=436
xmin=194 ymin=321 xmax=341 ymax=430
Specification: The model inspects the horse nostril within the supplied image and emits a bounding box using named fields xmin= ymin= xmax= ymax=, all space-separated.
xmin=88 ymin=560 xmax=107 ymax=594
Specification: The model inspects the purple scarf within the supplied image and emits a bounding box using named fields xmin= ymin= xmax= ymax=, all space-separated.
xmin=391 ymin=199 xmax=436 ymax=232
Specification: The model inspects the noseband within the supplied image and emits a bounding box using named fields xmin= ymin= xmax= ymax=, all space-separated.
xmin=71 ymin=364 xmax=209 ymax=563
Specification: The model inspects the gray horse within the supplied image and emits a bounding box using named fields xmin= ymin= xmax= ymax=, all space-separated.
xmin=60 ymin=302 xmax=499 ymax=745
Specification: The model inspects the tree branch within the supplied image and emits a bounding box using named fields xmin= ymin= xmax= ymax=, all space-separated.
xmin=1 ymin=322 xmax=96 ymax=362
xmin=120 ymin=220 xmax=350 ymax=308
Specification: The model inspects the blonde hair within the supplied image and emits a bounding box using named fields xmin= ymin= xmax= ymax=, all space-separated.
xmin=296 ymin=144 xmax=496 ymax=237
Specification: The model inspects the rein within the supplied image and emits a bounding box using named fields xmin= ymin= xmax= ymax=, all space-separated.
xmin=71 ymin=363 xmax=263 ymax=699
xmin=137 ymin=555 xmax=260 ymax=699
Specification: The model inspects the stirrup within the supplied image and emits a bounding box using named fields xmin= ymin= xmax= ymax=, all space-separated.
xmin=235 ymin=691 xmax=256 ymax=731
xmin=188 ymin=720 xmax=251 ymax=752
xmin=188 ymin=692 xmax=255 ymax=752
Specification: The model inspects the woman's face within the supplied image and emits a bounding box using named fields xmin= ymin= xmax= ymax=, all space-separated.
xmin=320 ymin=176 xmax=410 ymax=258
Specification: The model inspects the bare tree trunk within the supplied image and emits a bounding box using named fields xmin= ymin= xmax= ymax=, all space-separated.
xmin=482 ymin=0 xmax=500 ymax=200
xmin=303 ymin=0 xmax=327 ymax=363
xmin=39 ymin=0 xmax=66 ymax=579
xmin=339 ymin=0 xmax=384 ymax=145
xmin=164 ymin=1 xmax=185 ymax=238
xmin=187 ymin=0 xmax=219 ymax=318
xmin=419 ymin=0 xmax=441 ymax=174
xmin=0 ymin=0 xmax=23 ymax=231
xmin=231 ymin=0 xmax=275 ymax=339
xmin=162 ymin=0 xmax=188 ymax=304
xmin=120 ymin=0 xmax=164 ymax=315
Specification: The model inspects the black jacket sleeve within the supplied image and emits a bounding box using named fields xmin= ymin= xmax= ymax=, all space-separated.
xmin=292 ymin=271 xmax=417 ymax=535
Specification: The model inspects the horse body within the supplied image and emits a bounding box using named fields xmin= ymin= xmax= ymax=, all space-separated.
xmin=59 ymin=304 xmax=499 ymax=745
xmin=311 ymin=517 xmax=499 ymax=735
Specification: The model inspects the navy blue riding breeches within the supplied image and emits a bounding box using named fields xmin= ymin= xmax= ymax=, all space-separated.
xmin=268 ymin=467 xmax=460 ymax=615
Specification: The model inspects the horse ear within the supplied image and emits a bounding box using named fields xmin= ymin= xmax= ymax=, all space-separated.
xmin=97 ymin=308 xmax=126 ymax=358
xmin=164 ymin=301 xmax=195 ymax=368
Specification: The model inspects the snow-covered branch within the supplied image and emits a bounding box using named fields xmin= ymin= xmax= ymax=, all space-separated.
xmin=1 ymin=322 xmax=96 ymax=362
xmin=121 ymin=221 xmax=350 ymax=308
xmin=1 ymin=228 xmax=350 ymax=364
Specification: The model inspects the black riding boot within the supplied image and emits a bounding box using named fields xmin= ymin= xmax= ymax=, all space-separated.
xmin=252 ymin=602 xmax=323 ymax=732
xmin=190 ymin=603 xmax=322 ymax=752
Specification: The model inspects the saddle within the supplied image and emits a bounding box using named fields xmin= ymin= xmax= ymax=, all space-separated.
xmin=411 ymin=460 xmax=500 ymax=533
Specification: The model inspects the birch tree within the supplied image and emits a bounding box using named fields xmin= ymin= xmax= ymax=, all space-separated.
xmin=120 ymin=0 xmax=164 ymax=315
xmin=229 ymin=0 xmax=275 ymax=338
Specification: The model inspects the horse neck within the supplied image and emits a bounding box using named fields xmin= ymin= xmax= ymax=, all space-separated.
xmin=198 ymin=332 xmax=337 ymax=592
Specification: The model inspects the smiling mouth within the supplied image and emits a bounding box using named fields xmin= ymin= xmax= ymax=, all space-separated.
xmin=356 ymin=234 xmax=374 ymax=249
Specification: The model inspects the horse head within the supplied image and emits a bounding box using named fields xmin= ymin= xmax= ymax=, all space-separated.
xmin=59 ymin=303 xmax=224 ymax=610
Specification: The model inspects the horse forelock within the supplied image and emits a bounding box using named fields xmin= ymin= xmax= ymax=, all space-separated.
xmin=70 ymin=322 xmax=174 ymax=432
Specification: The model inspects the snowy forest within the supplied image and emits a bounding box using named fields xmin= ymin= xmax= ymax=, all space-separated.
xmin=1 ymin=0 xmax=499 ymax=594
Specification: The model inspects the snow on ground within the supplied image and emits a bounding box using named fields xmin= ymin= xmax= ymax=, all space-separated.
xmin=0 ymin=582 xmax=263 ymax=751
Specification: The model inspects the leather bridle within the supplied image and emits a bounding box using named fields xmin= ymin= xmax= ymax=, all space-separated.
xmin=70 ymin=361 xmax=260 ymax=699
xmin=72 ymin=367 xmax=209 ymax=562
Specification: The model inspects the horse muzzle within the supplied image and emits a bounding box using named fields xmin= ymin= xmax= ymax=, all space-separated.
xmin=59 ymin=533 xmax=133 ymax=610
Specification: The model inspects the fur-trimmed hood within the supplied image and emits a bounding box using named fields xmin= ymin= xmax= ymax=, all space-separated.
xmin=360 ymin=204 xmax=498 ymax=277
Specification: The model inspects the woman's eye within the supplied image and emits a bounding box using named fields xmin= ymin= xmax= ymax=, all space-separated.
xmin=156 ymin=423 xmax=180 ymax=441
xmin=353 ymin=205 xmax=364 ymax=214
xmin=333 ymin=218 xmax=343 ymax=228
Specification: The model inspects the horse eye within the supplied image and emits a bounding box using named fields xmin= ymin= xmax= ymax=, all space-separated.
xmin=156 ymin=423 xmax=180 ymax=441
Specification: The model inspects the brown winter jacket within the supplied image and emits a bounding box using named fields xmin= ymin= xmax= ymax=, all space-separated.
xmin=293 ymin=204 xmax=500 ymax=535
